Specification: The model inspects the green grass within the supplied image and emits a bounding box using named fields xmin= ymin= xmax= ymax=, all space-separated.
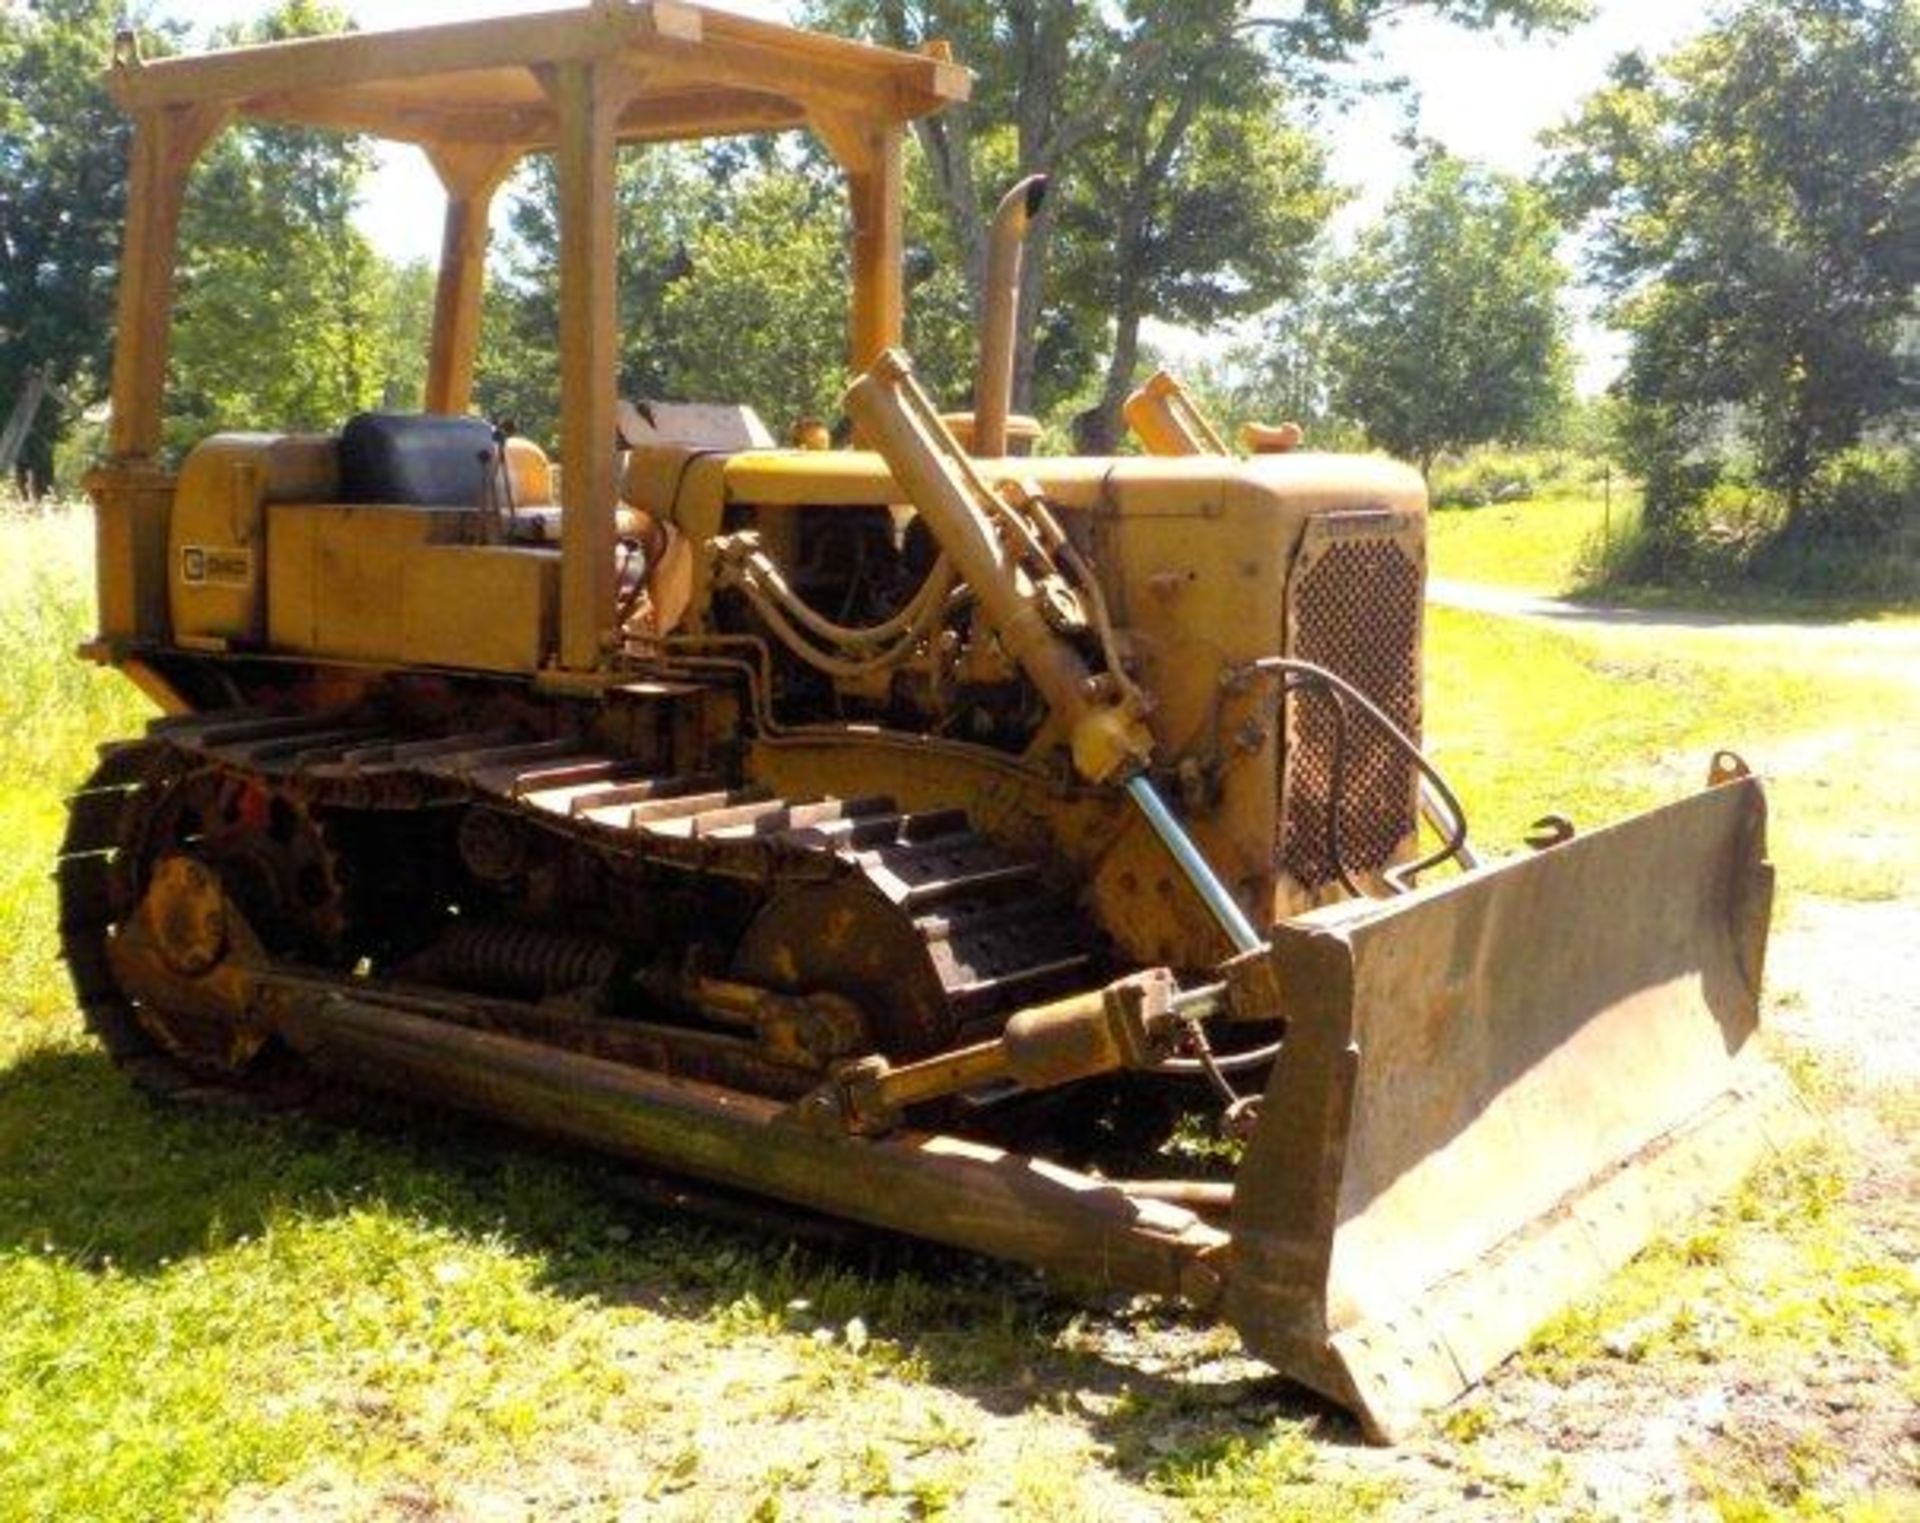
xmin=0 ymin=501 xmax=1914 ymax=1518
xmin=0 ymin=512 xmax=154 ymax=1053
xmin=1519 ymin=1129 xmax=1920 ymax=1523
xmin=1523 ymin=1137 xmax=1916 ymax=1383
xmin=1428 ymin=487 xmax=1638 ymax=593
xmin=1425 ymin=605 xmax=1920 ymax=903
xmin=1431 ymin=484 xmax=1920 ymax=621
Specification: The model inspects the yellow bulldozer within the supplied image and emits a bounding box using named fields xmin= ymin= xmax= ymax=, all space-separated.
xmin=68 ymin=2 xmax=1798 ymax=1440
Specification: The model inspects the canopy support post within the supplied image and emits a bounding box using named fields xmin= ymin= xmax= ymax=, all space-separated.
xmin=539 ymin=58 xmax=642 ymax=672
xmin=423 ymin=143 xmax=521 ymax=417
xmin=814 ymin=111 xmax=904 ymax=373
xmin=107 ymin=103 xmax=228 ymax=461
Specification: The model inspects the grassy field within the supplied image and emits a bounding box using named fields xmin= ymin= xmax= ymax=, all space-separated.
xmin=1428 ymin=488 xmax=1635 ymax=593
xmin=1426 ymin=605 xmax=1920 ymax=905
xmin=1428 ymin=485 xmax=1920 ymax=622
xmin=1 ymin=502 xmax=1914 ymax=1520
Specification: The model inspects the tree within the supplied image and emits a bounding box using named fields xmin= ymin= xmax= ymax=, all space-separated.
xmin=0 ymin=0 xmax=434 ymax=473
xmin=811 ymin=0 xmax=1586 ymax=422
xmin=374 ymin=258 xmax=437 ymax=412
xmin=1180 ymin=288 xmax=1357 ymax=446
xmin=1324 ymin=152 xmax=1573 ymax=477
xmin=167 ymin=2 xmax=424 ymax=451
xmin=1063 ymin=88 xmax=1337 ymax=449
xmin=0 ymin=1 xmax=180 ymax=485
xmin=478 ymin=145 xmax=868 ymax=444
xmin=1548 ymin=0 xmax=1918 ymax=528
xmin=658 ymin=168 xmax=851 ymax=429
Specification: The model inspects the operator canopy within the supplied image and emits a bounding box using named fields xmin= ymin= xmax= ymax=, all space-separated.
xmin=107 ymin=0 xmax=969 ymax=148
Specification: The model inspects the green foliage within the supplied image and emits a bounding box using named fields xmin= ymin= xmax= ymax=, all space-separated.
xmin=1428 ymin=474 xmax=1639 ymax=591
xmin=374 ymin=258 xmax=436 ymax=412
xmin=1549 ymin=0 xmax=1918 ymax=540
xmin=165 ymin=4 xmax=429 ymax=453
xmin=661 ymin=170 xmax=852 ymax=430
xmin=1427 ymin=444 xmax=1608 ymax=508
xmin=1325 ymin=150 xmax=1573 ymax=475
xmin=478 ymin=146 xmax=857 ymax=444
xmin=0 ymin=1 xmax=179 ymax=484
xmin=1580 ymin=446 xmax=1920 ymax=602
xmin=0 ymin=2 xmax=440 ymax=476
xmin=0 ymin=507 xmax=152 ymax=1036
xmin=1174 ymin=290 xmax=1372 ymax=450
xmin=899 ymin=155 xmax=982 ymax=411
xmin=1062 ymin=62 xmax=1340 ymax=447
xmin=816 ymin=0 xmax=1581 ymax=434
xmin=1790 ymin=445 xmax=1919 ymax=546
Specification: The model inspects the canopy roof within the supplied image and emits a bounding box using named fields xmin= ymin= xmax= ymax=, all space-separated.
xmin=107 ymin=1 xmax=969 ymax=150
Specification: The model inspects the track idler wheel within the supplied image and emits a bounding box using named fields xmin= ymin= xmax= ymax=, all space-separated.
xmin=729 ymin=878 xmax=958 ymax=1060
xmin=58 ymin=741 xmax=315 ymax=1101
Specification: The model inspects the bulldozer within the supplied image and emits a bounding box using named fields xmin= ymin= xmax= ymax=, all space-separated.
xmin=68 ymin=2 xmax=1798 ymax=1440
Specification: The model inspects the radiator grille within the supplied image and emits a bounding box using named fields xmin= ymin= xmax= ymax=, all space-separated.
xmin=1279 ymin=524 xmax=1422 ymax=892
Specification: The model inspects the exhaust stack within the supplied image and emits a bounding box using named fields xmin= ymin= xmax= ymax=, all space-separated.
xmin=972 ymin=175 xmax=1048 ymax=458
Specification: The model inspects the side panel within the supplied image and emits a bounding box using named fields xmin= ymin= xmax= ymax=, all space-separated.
xmin=267 ymin=504 xmax=555 ymax=673
xmin=401 ymin=545 xmax=559 ymax=672
xmin=170 ymin=434 xmax=340 ymax=645
xmin=86 ymin=463 xmax=176 ymax=641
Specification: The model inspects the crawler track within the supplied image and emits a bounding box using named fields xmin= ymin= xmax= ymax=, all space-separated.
xmin=61 ymin=706 xmax=1112 ymax=1094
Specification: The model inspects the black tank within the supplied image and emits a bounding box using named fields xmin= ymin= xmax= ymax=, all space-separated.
xmin=338 ymin=413 xmax=494 ymax=508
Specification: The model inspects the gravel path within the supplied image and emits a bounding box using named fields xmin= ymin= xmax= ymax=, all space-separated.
xmin=1428 ymin=576 xmax=1920 ymax=667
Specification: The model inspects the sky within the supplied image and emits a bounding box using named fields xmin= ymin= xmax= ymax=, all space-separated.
xmin=167 ymin=0 xmax=1723 ymax=390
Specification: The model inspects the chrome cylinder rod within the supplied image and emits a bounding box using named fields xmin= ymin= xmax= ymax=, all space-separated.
xmin=1125 ymin=774 xmax=1264 ymax=955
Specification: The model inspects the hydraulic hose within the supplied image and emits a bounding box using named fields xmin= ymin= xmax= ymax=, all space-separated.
xmin=1125 ymin=774 xmax=1264 ymax=956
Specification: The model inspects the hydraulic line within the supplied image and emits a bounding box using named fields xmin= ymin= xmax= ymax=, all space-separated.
xmin=1125 ymin=774 xmax=1263 ymax=956
xmin=1144 ymin=657 xmax=1476 ymax=1082
xmin=1251 ymin=655 xmax=1473 ymax=891
xmin=722 ymin=539 xmax=957 ymax=652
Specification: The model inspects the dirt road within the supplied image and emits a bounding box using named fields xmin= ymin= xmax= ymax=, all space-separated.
xmin=1428 ymin=576 xmax=1920 ymax=654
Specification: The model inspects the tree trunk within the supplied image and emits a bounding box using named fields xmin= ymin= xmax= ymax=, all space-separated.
xmin=1076 ymin=72 xmax=1204 ymax=454
xmin=1080 ymin=286 xmax=1143 ymax=454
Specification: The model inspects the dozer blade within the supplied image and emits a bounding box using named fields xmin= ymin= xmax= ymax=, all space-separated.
xmin=1224 ymin=771 xmax=1805 ymax=1440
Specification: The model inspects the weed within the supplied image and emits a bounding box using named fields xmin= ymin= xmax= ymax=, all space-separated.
xmin=1147 ymin=1427 xmax=1396 ymax=1521
xmin=1524 ymin=1138 xmax=1920 ymax=1389
xmin=1439 ymin=1399 xmax=1494 ymax=1444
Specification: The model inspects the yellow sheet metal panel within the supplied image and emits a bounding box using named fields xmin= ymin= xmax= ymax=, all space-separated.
xmin=713 ymin=447 xmax=1421 ymax=517
xmin=313 ymin=509 xmax=410 ymax=661
xmin=718 ymin=448 xmax=896 ymax=506
xmin=170 ymin=434 xmax=339 ymax=645
xmin=402 ymin=544 xmax=558 ymax=672
xmin=85 ymin=462 xmax=176 ymax=641
xmin=267 ymin=502 xmax=480 ymax=662
xmin=264 ymin=501 xmax=320 ymax=652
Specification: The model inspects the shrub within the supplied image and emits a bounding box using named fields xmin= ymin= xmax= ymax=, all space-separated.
xmin=1789 ymin=447 xmax=1918 ymax=544
xmin=1429 ymin=445 xmax=1607 ymax=508
xmin=1579 ymin=446 xmax=1920 ymax=602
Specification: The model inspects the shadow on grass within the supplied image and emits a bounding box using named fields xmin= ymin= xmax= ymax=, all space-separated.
xmin=1432 ymin=574 xmax=1920 ymax=635
xmin=1563 ymin=577 xmax=1920 ymax=626
xmin=0 ymin=1041 xmax=1364 ymax=1479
